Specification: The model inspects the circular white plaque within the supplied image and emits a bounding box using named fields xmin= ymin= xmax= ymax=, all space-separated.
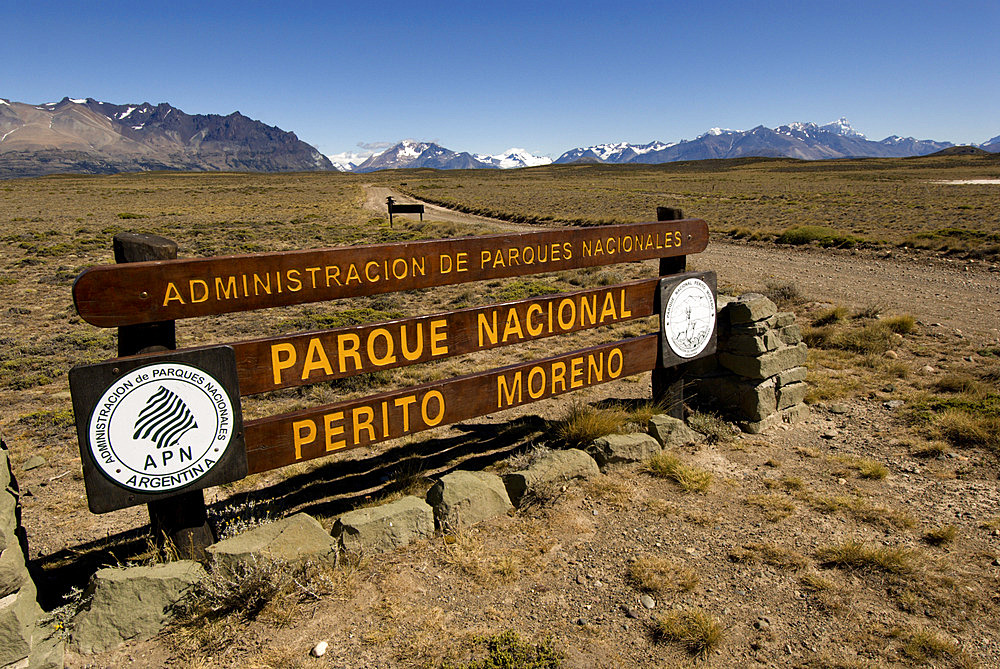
xmin=87 ymin=362 xmax=234 ymax=493
xmin=663 ymin=277 xmax=716 ymax=358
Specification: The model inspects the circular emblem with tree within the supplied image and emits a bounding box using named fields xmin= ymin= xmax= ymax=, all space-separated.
xmin=663 ymin=277 xmax=716 ymax=358
xmin=87 ymin=362 xmax=234 ymax=493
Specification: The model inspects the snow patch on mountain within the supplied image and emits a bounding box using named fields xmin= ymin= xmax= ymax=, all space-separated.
xmin=475 ymin=148 xmax=552 ymax=169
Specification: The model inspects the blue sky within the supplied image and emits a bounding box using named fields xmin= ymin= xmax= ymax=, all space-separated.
xmin=4 ymin=1 xmax=998 ymax=160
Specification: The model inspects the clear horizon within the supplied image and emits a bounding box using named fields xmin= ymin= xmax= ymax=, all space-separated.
xmin=4 ymin=1 xmax=998 ymax=160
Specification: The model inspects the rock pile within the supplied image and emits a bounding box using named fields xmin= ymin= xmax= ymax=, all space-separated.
xmin=691 ymin=293 xmax=809 ymax=433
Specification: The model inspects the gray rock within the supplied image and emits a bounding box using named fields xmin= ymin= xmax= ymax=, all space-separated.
xmin=0 ymin=544 xmax=27 ymax=598
xmin=777 ymin=382 xmax=808 ymax=410
xmin=20 ymin=456 xmax=45 ymax=472
xmin=426 ymin=471 xmax=513 ymax=531
xmin=774 ymin=312 xmax=796 ymax=328
xmin=1 ymin=492 xmax=18 ymax=548
xmin=716 ymin=295 xmax=737 ymax=312
xmin=587 ymin=433 xmax=662 ymax=467
xmin=726 ymin=294 xmax=778 ymax=325
xmin=207 ymin=513 xmax=337 ymax=576
xmin=503 ymin=449 xmax=599 ymax=506
xmin=71 ymin=561 xmax=205 ymax=654
xmin=778 ymin=324 xmax=803 ymax=345
xmin=829 ymin=403 xmax=849 ymax=415
xmin=647 ymin=415 xmax=704 ymax=448
xmin=782 ymin=404 xmax=810 ymax=425
xmin=695 ymin=375 xmax=777 ymax=422
xmin=725 ymin=331 xmax=781 ymax=355
xmin=0 ymin=581 xmax=41 ymax=667
xmin=0 ymin=444 xmax=12 ymax=491
xmin=28 ymin=631 xmax=65 ymax=669
xmin=776 ymin=366 xmax=808 ymax=387
xmin=719 ymin=343 xmax=808 ymax=380
xmin=332 ymin=496 xmax=434 ymax=554
xmin=739 ymin=413 xmax=783 ymax=435
xmin=640 ymin=594 xmax=656 ymax=609
xmin=884 ymin=400 xmax=905 ymax=409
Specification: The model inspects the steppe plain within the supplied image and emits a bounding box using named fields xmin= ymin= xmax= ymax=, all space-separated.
xmin=1 ymin=154 xmax=999 ymax=667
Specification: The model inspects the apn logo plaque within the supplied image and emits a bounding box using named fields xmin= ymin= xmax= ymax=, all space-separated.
xmin=70 ymin=346 xmax=246 ymax=513
xmin=87 ymin=363 xmax=234 ymax=493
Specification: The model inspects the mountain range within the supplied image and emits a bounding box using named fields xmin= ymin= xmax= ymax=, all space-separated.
xmin=0 ymin=97 xmax=332 ymax=178
xmin=1 ymin=96 xmax=996 ymax=178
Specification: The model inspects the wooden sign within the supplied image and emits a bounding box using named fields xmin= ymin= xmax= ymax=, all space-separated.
xmin=72 ymin=219 xmax=708 ymax=326
xmin=243 ymin=334 xmax=658 ymax=474
xmin=68 ymin=346 xmax=247 ymax=513
xmin=230 ymin=277 xmax=659 ymax=395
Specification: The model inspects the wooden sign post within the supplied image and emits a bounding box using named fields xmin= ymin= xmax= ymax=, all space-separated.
xmin=68 ymin=210 xmax=714 ymax=548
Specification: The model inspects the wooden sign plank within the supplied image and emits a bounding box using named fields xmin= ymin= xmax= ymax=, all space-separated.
xmin=73 ymin=219 xmax=708 ymax=327
xmin=231 ymin=277 xmax=659 ymax=395
xmin=244 ymin=334 xmax=658 ymax=474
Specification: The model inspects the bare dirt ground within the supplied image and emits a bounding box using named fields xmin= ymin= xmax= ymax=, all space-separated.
xmin=367 ymin=186 xmax=1000 ymax=344
xmin=31 ymin=185 xmax=1000 ymax=667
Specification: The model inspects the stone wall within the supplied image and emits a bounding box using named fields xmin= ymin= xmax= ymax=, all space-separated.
xmin=689 ymin=294 xmax=809 ymax=433
xmin=1 ymin=436 xmax=60 ymax=669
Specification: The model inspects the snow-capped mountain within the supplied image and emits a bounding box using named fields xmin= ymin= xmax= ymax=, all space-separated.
xmin=557 ymin=119 xmax=956 ymax=165
xmin=981 ymin=134 xmax=1000 ymax=153
xmin=554 ymin=141 xmax=674 ymax=165
xmin=352 ymin=140 xmax=493 ymax=173
xmin=474 ymin=148 xmax=552 ymax=169
xmin=0 ymin=96 xmax=332 ymax=178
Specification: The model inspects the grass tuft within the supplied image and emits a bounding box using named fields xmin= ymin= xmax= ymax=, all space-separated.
xmin=441 ymin=630 xmax=561 ymax=669
xmin=651 ymin=608 xmax=724 ymax=657
xmin=626 ymin=556 xmax=699 ymax=593
xmin=645 ymin=453 xmax=712 ymax=493
xmin=815 ymin=540 xmax=915 ymax=574
xmin=921 ymin=525 xmax=957 ymax=546
xmin=553 ymin=403 xmax=629 ymax=448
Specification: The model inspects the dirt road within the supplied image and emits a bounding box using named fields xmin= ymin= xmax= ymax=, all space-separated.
xmin=364 ymin=185 xmax=1000 ymax=343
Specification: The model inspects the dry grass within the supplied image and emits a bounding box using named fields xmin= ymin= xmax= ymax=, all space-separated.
xmin=644 ymin=452 xmax=713 ymax=493
xmin=744 ymin=493 xmax=797 ymax=521
xmin=625 ymin=556 xmax=699 ymax=593
xmin=815 ymin=540 xmax=916 ymax=575
xmin=553 ymin=403 xmax=630 ymax=448
xmin=651 ymin=607 xmax=725 ymax=657
xmin=729 ymin=542 xmax=807 ymax=570
xmin=921 ymin=525 xmax=958 ymax=546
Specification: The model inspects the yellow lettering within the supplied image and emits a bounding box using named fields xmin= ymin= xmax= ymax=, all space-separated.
xmin=558 ymin=298 xmax=576 ymax=330
xmin=286 ymin=269 xmax=302 ymax=292
xmin=345 ymin=264 xmax=361 ymax=284
xmin=480 ymin=250 xmax=492 ymax=268
xmin=301 ymin=338 xmax=334 ymax=380
xmin=581 ymin=295 xmax=597 ymax=327
xmin=394 ymin=395 xmax=417 ymax=432
xmin=352 ymin=407 xmax=375 ymax=444
xmin=337 ymin=333 xmax=362 ymax=373
xmin=456 ymin=252 xmax=468 ymax=272
xmin=527 ymin=367 xmax=545 ymax=399
xmin=587 ymin=352 xmax=604 ymax=383
xmin=620 ymin=289 xmax=632 ymax=318
xmin=609 ymin=347 xmax=624 ymax=377
xmin=600 ymin=292 xmax=618 ymax=322
xmin=551 ymin=362 xmax=567 ymax=393
xmin=502 ymin=309 xmax=524 ymax=342
xmin=365 ymin=261 xmax=380 ymax=282
xmin=526 ymin=304 xmax=543 ymax=336
xmin=253 ymin=273 xmax=271 ymax=295
xmin=497 ymin=373 xmax=522 ymax=408
xmin=270 ymin=343 xmax=296 ymax=385
xmin=324 ymin=411 xmax=346 ymax=451
xmin=421 ymin=391 xmax=445 ymax=426
xmin=478 ymin=312 xmax=498 ymax=347
xmin=163 ymin=282 xmax=185 ymax=306
xmin=439 ymin=253 xmax=453 ymax=274
xmin=293 ymin=419 xmax=316 ymax=460
xmin=430 ymin=319 xmax=448 ymax=355
xmin=570 ymin=357 xmax=584 ymax=388
xmin=215 ymin=276 xmax=237 ymax=300
xmin=400 ymin=324 xmax=423 ymax=361
xmin=367 ymin=328 xmax=397 ymax=366
xmin=189 ymin=279 xmax=208 ymax=303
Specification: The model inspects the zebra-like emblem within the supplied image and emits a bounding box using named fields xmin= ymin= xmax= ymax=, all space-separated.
xmin=133 ymin=386 xmax=199 ymax=450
